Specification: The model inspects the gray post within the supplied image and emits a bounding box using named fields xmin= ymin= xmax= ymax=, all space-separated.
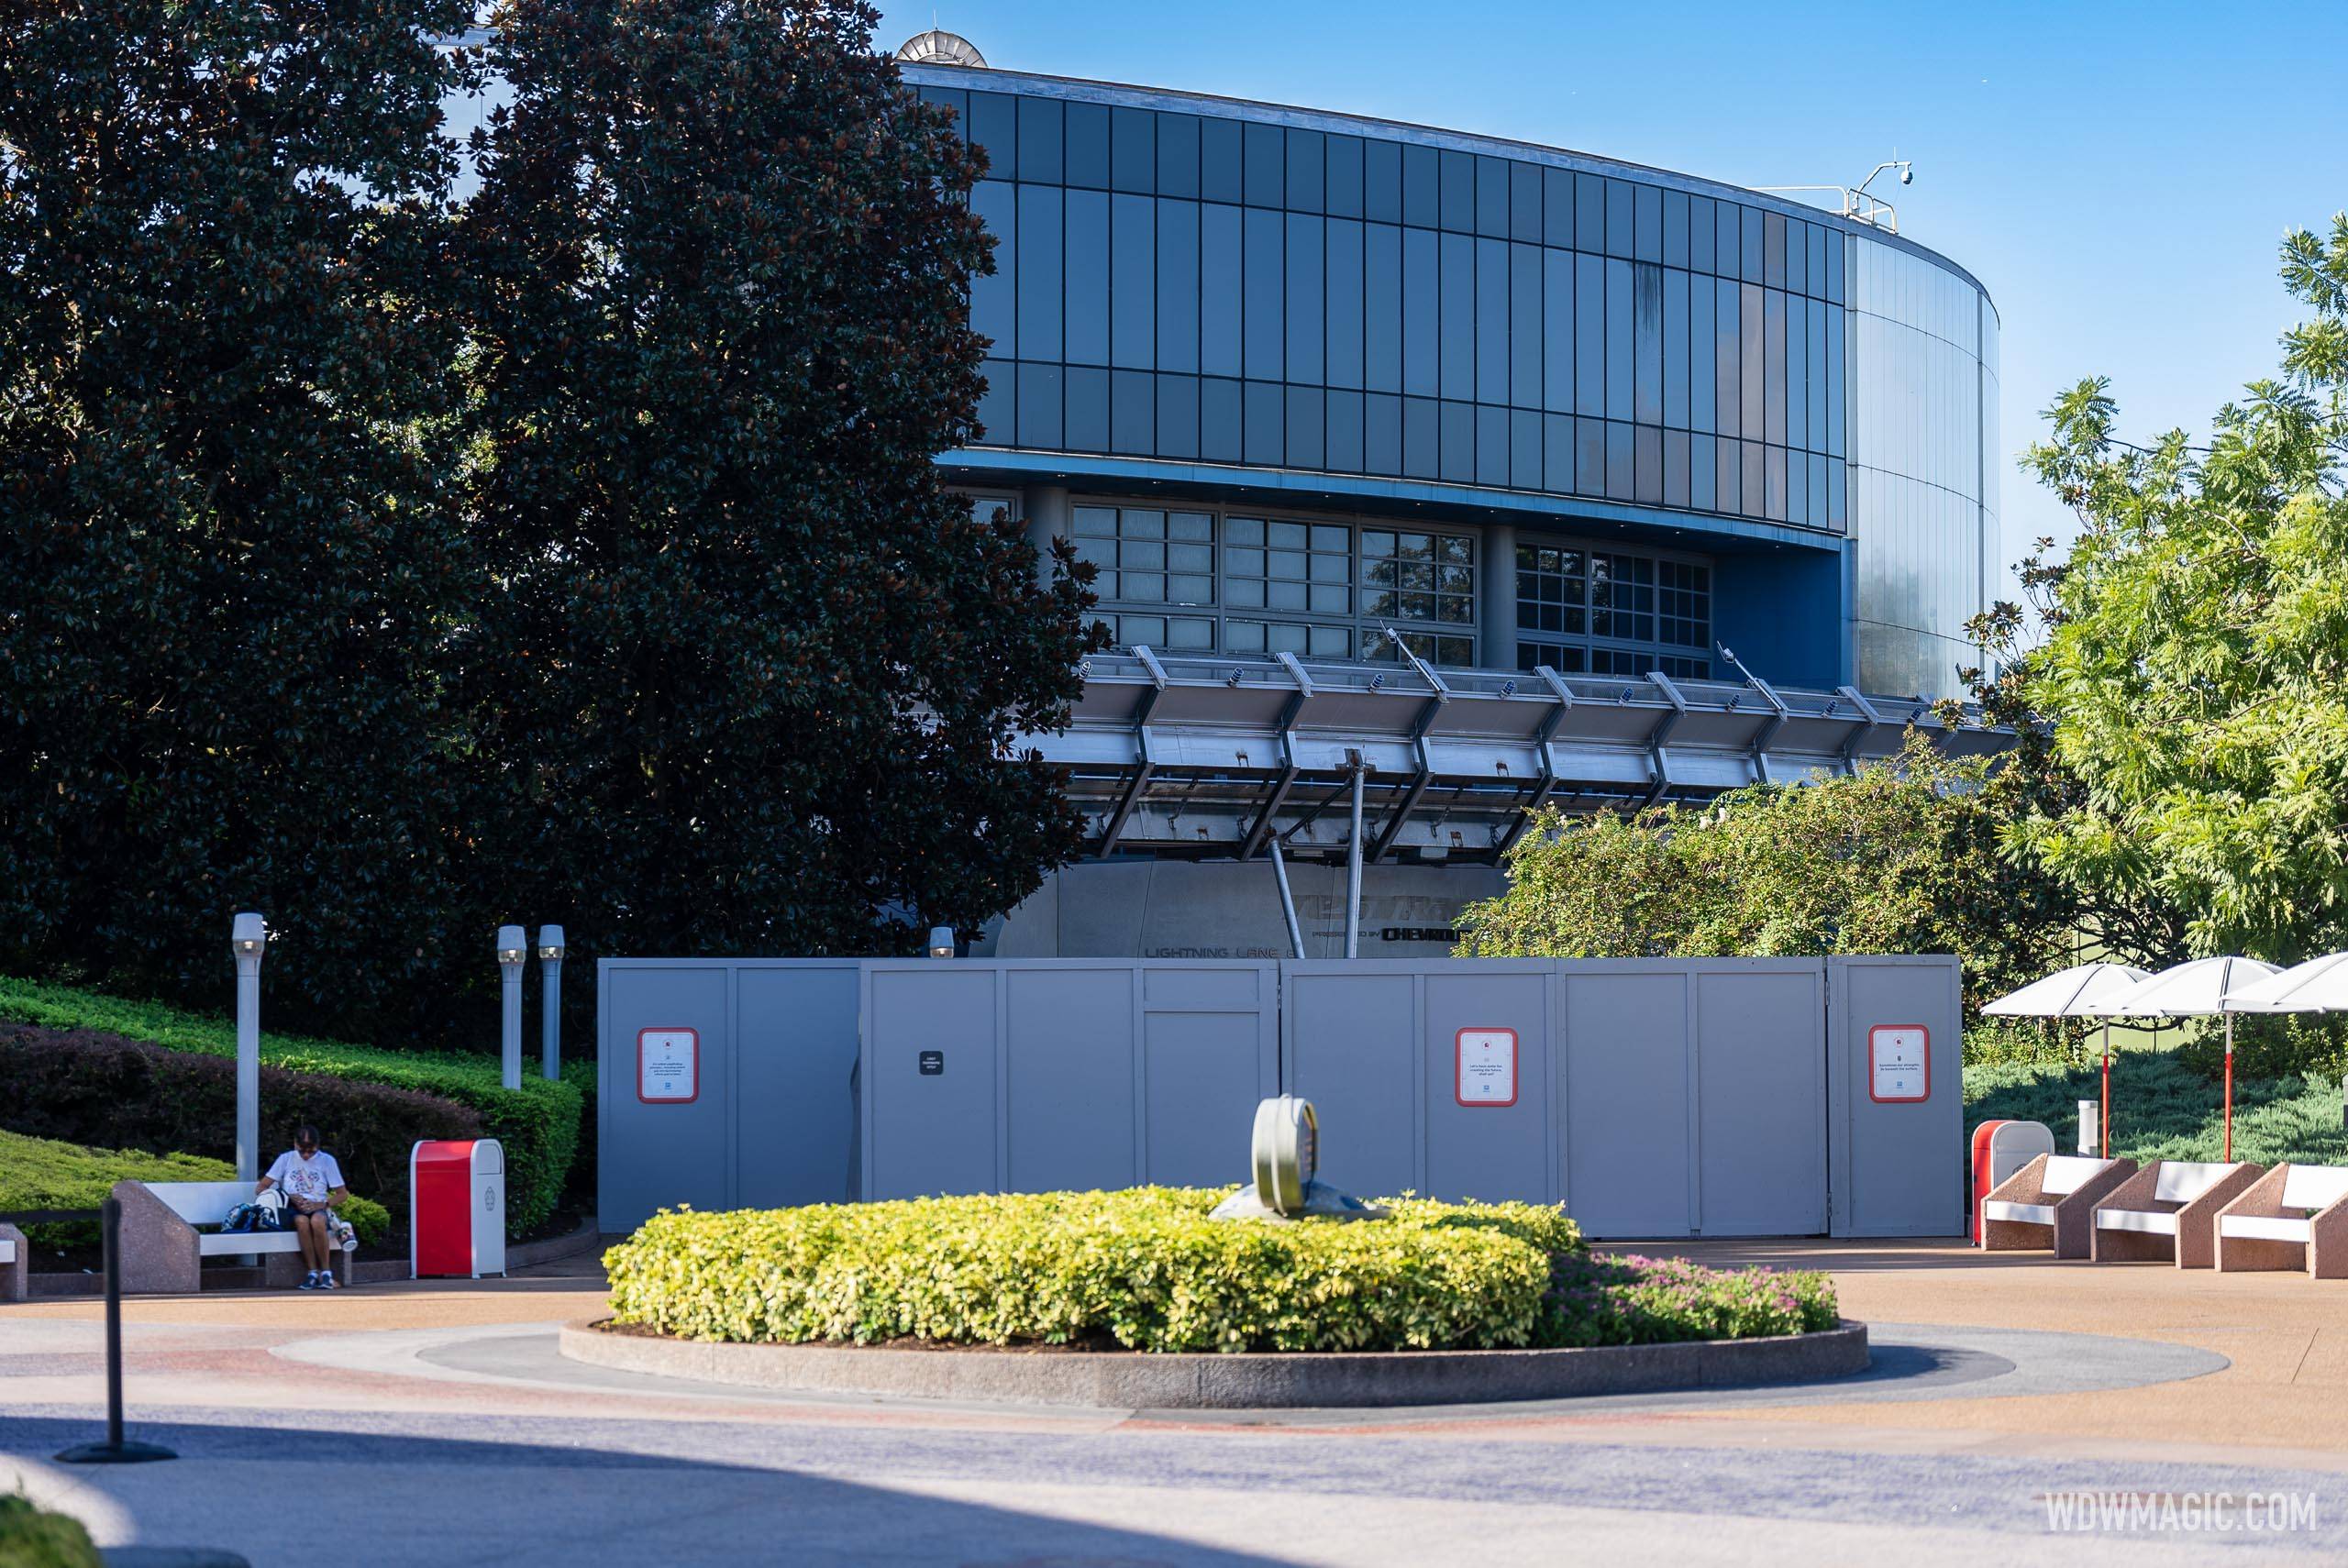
xmin=1268 ymin=836 xmax=1307 ymax=960
xmin=1344 ymin=766 xmax=1365 ymax=960
xmin=496 ymin=925 xmax=526 ymax=1090
xmin=537 ymin=925 xmax=565 ymax=1081
xmin=1479 ymin=521 xmax=1517 ymax=669
xmin=230 ymin=912 xmax=265 ymax=1184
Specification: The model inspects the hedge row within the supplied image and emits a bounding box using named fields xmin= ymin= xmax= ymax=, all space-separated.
xmin=0 ymin=1127 xmax=390 ymax=1252
xmin=0 ymin=1024 xmax=481 ymax=1226
xmin=0 ymin=977 xmax=581 ymax=1233
xmin=1541 ymin=1253 xmax=1839 ymax=1346
xmin=606 ymin=1187 xmax=1600 ymax=1353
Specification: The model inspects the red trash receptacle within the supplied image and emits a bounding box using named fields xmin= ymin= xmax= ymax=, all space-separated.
xmin=410 ymin=1139 xmax=506 ymax=1279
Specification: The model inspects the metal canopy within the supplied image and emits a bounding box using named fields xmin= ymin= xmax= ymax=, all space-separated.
xmin=1016 ymin=649 xmax=2014 ymax=864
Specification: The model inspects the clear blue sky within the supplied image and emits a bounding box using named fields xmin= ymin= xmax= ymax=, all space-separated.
xmin=879 ymin=0 xmax=2348 ymax=596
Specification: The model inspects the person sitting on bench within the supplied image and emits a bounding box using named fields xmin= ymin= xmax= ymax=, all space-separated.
xmin=260 ymin=1124 xmax=350 ymax=1291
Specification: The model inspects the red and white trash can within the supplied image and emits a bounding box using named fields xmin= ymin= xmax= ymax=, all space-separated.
xmin=1969 ymin=1120 xmax=2054 ymax=1243
xmin=410 ymin=1139 xmax=507 ymax=1279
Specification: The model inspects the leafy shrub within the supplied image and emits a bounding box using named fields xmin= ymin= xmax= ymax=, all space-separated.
xmin=0 ymin=1492 xmax=101 ymax=1568
xmin=1540 ymin=1253 xmax=1838 ymax=1346
xmin=1964 ymin=1020 xmax=2089 ymax=1068
xmin=0 ymin=1127 xmax=387 ymax=1252
xmin=0 ymin=978 xmax=579 ymax=1233
xmin=0 ymin=1024 xmax=480 ymax=1226
xmin=604 ymin=1188 xmax=1834 ymax=1354
xmin=2173 ymin=1011 xmax=2348 ymax=1085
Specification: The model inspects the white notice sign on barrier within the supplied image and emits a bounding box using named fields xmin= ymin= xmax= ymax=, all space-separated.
xmin=1868 ymin=1024 xmax=1930 ymax=1103
xmin=638 ymin=1027 xmax=699 ymax=1104
xmin=1456 ymin=1028 xmax=1518 ymax=1107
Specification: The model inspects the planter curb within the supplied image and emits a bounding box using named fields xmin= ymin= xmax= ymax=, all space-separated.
xmin=558 ymin=1318 xmax=1869 ymax=1409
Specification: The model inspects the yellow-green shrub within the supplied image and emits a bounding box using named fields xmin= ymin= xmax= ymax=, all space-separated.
xmin=605 ymin=1187 xmax=1586 ymax=1353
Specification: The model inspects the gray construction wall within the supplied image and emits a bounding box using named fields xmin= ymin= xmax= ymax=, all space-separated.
xmin=601 ymin=954 xmax=1961 ymax=1238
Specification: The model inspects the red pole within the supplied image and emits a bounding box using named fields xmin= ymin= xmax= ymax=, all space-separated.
xmin=2100 ymin=1022 xmax=2111 ymax=1157
xmin=2223 ymin=1013 xmax=2235 ymax=1163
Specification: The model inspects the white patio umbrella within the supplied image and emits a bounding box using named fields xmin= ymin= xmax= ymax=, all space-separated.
xmin=1982 ymin=962 xmax=2152 ymax=1155
xmin=2218 ymin=954 xmax=2348 ymax=1159
xmin=2107 ymin=956 xmax=2282 ymax=1163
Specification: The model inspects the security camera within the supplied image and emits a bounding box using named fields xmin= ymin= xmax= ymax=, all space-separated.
xmin=1899 ymin=166 xmax=1914 ymax=185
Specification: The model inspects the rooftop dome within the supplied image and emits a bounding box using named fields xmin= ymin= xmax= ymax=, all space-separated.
xmin=896 ymin=29 xmax=986 ymax=68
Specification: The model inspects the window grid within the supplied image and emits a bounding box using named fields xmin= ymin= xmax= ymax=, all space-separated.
xmin=1515 ymin=542 xmax=1711 ymax=679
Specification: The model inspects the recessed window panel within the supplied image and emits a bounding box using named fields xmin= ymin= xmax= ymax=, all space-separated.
xmin=1017 ymin=361 xmax=1062 ymax=448
xmin=970 ymin=181 xmax=1016 ymax=350
xmin=1517 ymin=544 xmax=1587 ymax=638
xmin=1764 ymin=210 xmax=1786 ymax=289
xmin=1244 ymin=379 xmax=1282 ymax=465
xmin=1664 ymin=428 xmax=1690 ymax=509
xmin=1156 ymin=113 xmax=1199 ymax=197
xmin=1403 ymin=394 xmax=1437 ymax=478
xmin=1635 ymin=424 xmax=1662 ymax=505
xmin=1438 ymin=399 xmax=1473 ymax=483
xmin=1714 ymin=199 xmax=1739 ymax=282
xmin=1477 ymin=403 xmax=1509 ymax=488
xmin=1365 ymin=138 xmax=1402 ymax=224
xmin=1328 ymin=388 xmax=1364 ymax=471
xmin=1576 ymin=254 xmax=1605 ymax=418
xmin=1202 ymin=376 xmax=1242 ymax=460
xmin=1326 ymin=134 xmax=1364 ymax=218
xmin=1064 ymin=190 xmax=1108 ymax=366
xmin=1512 ymin=243 xmax=1543 ymax=409
xmin=1439 ymin=149 xmax=1475 ymax=231
xmin=1766 ymin=444 xmax=1788 ymax=522
xmin=1440 ymin=233 xmax=1475 ymax=398
xmin=1286 ymin=127 xmax=1324 ymax=213
xmin=1403 ymin=143 xmax=1438 ymax=228
xmin=1157 ymin=373 xmax=1199 ymax=458
xmin=1590 ymin=552 xmax=1654 ymax=642
xmin=1689 ymin=194 xmax=1715 ymax=274
xmin=1328 ymin=218 xmax=1364 ymax=390
xmin=1244 ymin=121 xmax=1282 ymax=207
xmin=1543 ymin=167 xmax=1574 ymax=248
xmin=1363 ymin=528 xmax=1475 ymax=626
xmin=1634 ymin=182 xmax=1662 ymax=264
xmin=1633 ymin=260 xmax=1663 ymax=426
xmin=1764 ymin=287 xmax=1786 ymax=446
xmin=1017 ymin=185 xmax=1063 ymax=360
xmin=1201 ymin=117 xmax=1242 ymax=203
xmin=1605 ymin=419 xmax=1634 ymax=502
xmin=1403 ymin=226 xmax=1438 ymax=397
xmin=1605 ymin=178 xmax=1634 ymax=259
xmin=1575 ymin=172 xmax=1605 ymax=252
xmin=1476 ymin=154 xmax=1509 ymax=236
xmin=1518 ymin=640 xmax=1588 ymax=675
xmin=1112 ymin=106 xmax=1155 ymax=193
xmin=969 ymin=92 xmax=1016 ymax=179
xmin=1664 ymin=267 xmax=1690 ymax=428
xmin=1365 ymin=223 xmax=1401 ymax=392
xmin=1111 ymin=369 xmax=1152 ymax=454
xmin=1111 ymin=193 xmax=1153 ymax=370
xmin=1475 ymin=237 xmax=1508 ymax=404
xmin=1714 ymin=278 xmax=1742 ymax=438
xmin=1786 ymin=440 xmax=1807 ymax=522
xmin=1065 ymin=365 xmax=1108 ymax=449
xmin=1740 ymin=282 xmax=1765 ymax=441
xmin=1156 ymin=197 xmax=1199 ymax=372
xmin=1286 ymin=213 xmax=1324 ymax=383
xmin=1741 ymin=438 xmax=1766 ymax=519
xmin=1512 ymin=408 xmax=1542 ymax=491
xmin=1065 ymin=104 xmax=1108 ymax=188
xmin=976 ymin=358 xmax=1013 ymax=443
xmin=1544 ymin=248 xmax=1574 ymax=413
xmin=1741 ymin=206 xmax=1764 ymax=284
xmin=1243 ymin=207 xmax=1283 ymax=380
xmin=1544 ymin=412 xmax=1573 ymax=491
xmin=1689 ymin=275 xmax=1715 ymax=434
xmin=1605 ymin=258 xmax=1634 ymax=421
xmin=1663 ymin=190 xmax=1689 ymax=269
xmin=1690 ymin=432 xmax=1716 ymax=512
xmin=1365 ymin=392 xmax=1401 ymax=474
xmin=1785 ymin=216 xmax=1807 ymax=295
xmin=1807 ymin=297 xmax=1829 ymax=452
xmin=1511 ymin=161 xmax=1543 ymax=243
xmin=1575 ymin=414 xmax=1606 ymax=496
xmin=1286 ymin=385 xmax=1324 ymax=469
xmin=1201 ymin=203 xmax=1241 ymax=377
xmin=1016 ymin=95 xmax=1062 ymax=183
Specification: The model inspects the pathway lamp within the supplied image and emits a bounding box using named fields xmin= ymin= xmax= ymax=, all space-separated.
xmin=497 ymin=925 xmax=527 ymax=1089
xmin=537 ymin=925 xmax=565 ymax=1081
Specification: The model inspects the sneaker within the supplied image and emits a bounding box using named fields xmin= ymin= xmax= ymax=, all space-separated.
xmin=298 ymin=1272 xmax=318 ymax=1290
xmin=319 ymin=1271 xmax=338 ymax=1290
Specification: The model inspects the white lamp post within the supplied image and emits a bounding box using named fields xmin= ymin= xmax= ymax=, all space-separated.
xmin=537 ymin=925 xmax=565 ymax=1081
xmin=231 ymin=912 xmax=268 ymax=1184
xmin=497 ymin=925 xmax=527 ymax=1090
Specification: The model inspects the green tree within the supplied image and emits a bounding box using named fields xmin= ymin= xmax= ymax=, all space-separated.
xmin=1455 ymin=738 xmax=2072 ymax=1017
xmin=0 ymin=3 xmax=486 ymax=1030
xmin=459 ymin=0 xmax=1098 ymax=962
xmin=1999 ymin=215 xmax=2348 ymax=963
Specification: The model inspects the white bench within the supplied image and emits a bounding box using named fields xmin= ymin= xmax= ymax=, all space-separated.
xmin=114 ymin=1178 xmax=357 ymax=1294
xmin=2092 ymin=1160 xmax=2263 ymax=1267
xmin=2216 ymin=1165 xmax=2348 ymax=1278
xmin=1980 ymin=1154 xmax=2137 ymax=1258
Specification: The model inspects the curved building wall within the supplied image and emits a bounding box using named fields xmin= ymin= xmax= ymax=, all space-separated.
xmin=906 ymin=63 xmax=1997 ymax=697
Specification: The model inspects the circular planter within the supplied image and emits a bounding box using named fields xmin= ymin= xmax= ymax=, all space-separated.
xmin=559 ymin=1318 xmax=1869 ymax=1409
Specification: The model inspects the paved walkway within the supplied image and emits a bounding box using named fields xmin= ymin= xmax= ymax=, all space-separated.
xmin=5 ymin=1240 xmax=2344 ymax=1565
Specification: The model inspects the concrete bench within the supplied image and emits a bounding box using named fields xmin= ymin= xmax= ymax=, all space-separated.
xmin=2091 ymin=1160 xmax=2263 ymax=1267
xmin=2216 ymin=1165 xmax=2348 ymax=1279
xmin=114 ymin=1178 xmax=358 ymax=1294
xmin=1980 ymin=1154 xmax=2137 ymax=1258
xmin=0 ymin=1224 xmax=22 ymax=1302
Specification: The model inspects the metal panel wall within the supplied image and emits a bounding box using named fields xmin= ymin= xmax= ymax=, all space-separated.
xmin=1827 ymin=955 xmax=1964 ymax=1236
xmin=598 ymin=960 xmax=861 ymax=1231
xmin=859 ymin=960 xmax=1279 ymax=1202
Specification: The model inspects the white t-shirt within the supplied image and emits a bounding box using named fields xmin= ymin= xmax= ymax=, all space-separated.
xmin=265 ymin=1150 xmax=346 ymax=1205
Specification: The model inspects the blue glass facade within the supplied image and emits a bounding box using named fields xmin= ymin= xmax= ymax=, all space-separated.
xmin=911 ymin=65 xmax=1999 ymax=697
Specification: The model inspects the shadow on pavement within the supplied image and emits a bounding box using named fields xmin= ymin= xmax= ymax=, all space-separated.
xmin=1 ymin=1412 xmax=1285 ymax=1568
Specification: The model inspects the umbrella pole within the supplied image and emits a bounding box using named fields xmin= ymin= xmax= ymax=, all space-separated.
xmin=2101 ymin=1022 xmax=2111 ymax=1157
xmin=2224 ymin=1013 xmax=2234 ymax=1163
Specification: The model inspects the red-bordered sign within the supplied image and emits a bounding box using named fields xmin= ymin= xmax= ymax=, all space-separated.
xmin=637 ymin=1026 xmax=700 ymax=1104
xmin=1455 ymin=1027 xmax=1518 ymax=1108
xmin=1867 ymin=1024 xmax=1930 ymax=1103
